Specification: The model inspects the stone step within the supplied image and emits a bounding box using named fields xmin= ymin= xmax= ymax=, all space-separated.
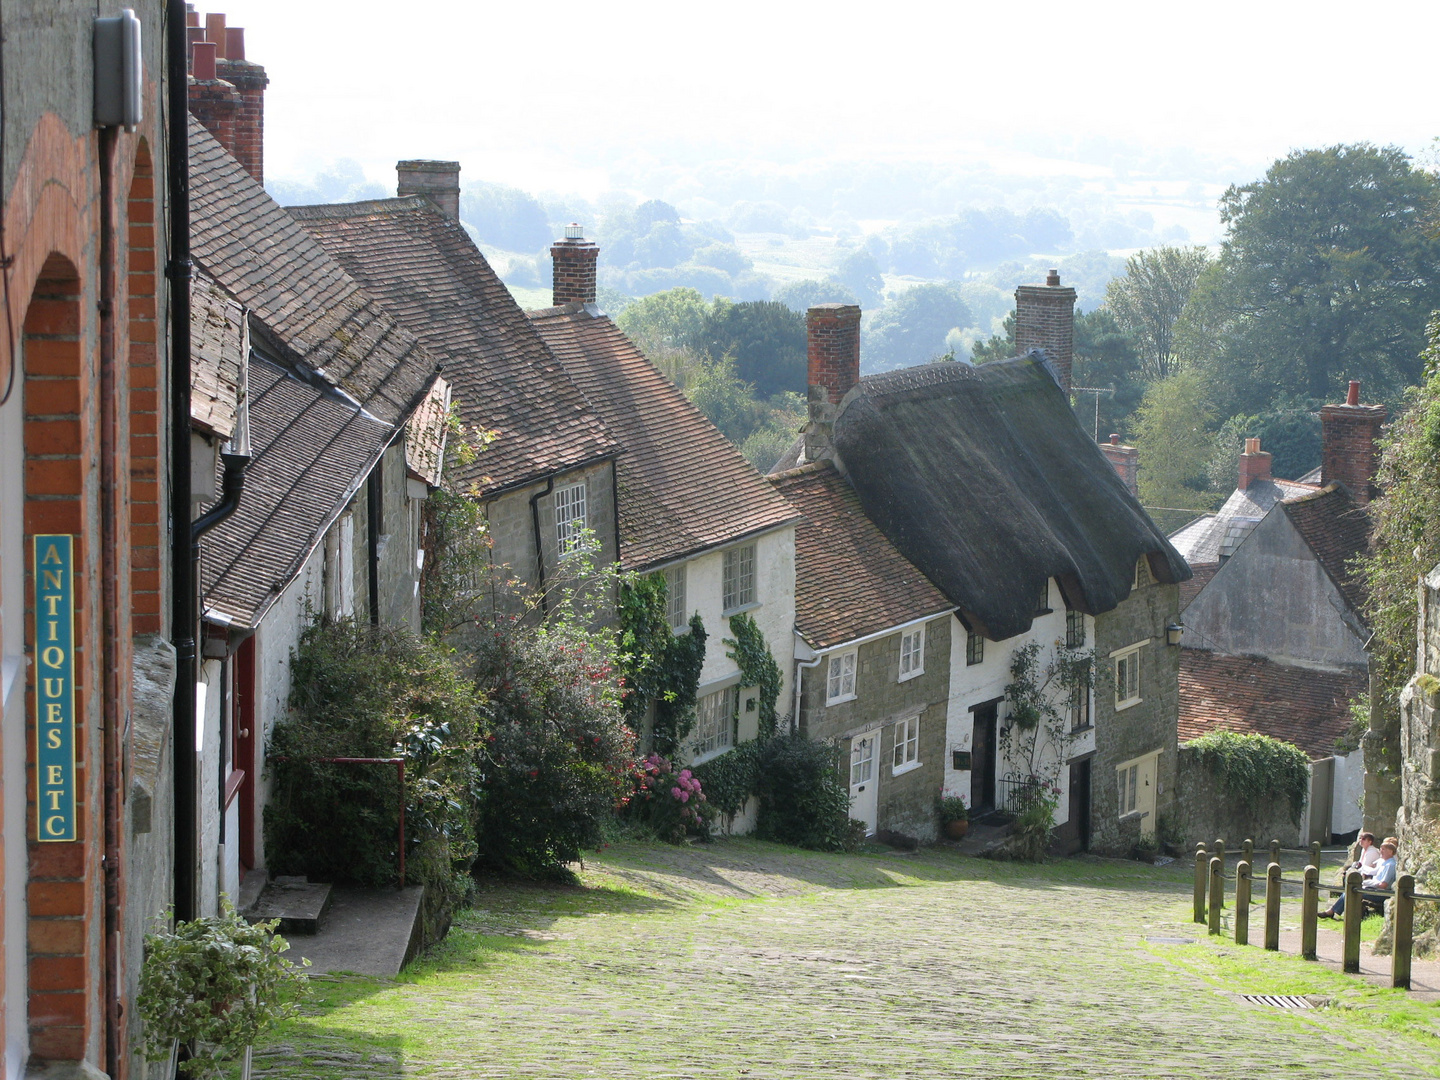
xmin=247 ymin=877 xmax=332 ymax=935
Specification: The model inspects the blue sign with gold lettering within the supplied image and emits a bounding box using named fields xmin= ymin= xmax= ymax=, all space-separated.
xmin=34 ymin=534 xmax=75 ymax=842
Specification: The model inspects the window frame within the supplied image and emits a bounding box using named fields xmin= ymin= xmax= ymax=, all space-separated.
xmin=1110 ymin=639 xmax=1149 ymax=711
xmin=966 ymin=631 xmax=984 ymax=667
xmin=664 ymin=565 xmax=687 ymax=631
xmin=1133 ymin=555 xmax=1153 ymax=590
xmin=826 ymin=649 xmax=857 ymax=706
xmin=693 ymin=685 xmax=737 ymax=760
xmin=553 ymin=481 xmax=589 ymax=557
xmin=722 ymin=543 xmax=757 ymax=613
xmin=1065 ymin=608 xmax=1086 ymax=648
xmin=891 ymin=713 xmax=921 ymax=775
xmin=1069 ymin=682 xmax=1091 ymax=731
xmin=898 ymin=625 xmax=925 ymax=681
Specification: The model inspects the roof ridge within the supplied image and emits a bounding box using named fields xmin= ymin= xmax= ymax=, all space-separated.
xmin=1282 ymin=480 xmax=1345 ymax=505
xmin=767 ymin=460 xmax=835 ymax=481
xmin=285 ymin=195 xmax=433 ymax=220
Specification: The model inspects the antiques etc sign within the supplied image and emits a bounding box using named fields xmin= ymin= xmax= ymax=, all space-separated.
xmin=35 ymin=534 xmax=76 ymax=842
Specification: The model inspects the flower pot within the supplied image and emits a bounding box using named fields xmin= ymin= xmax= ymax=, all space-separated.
xmin=944 ymin=819 xmax=969 ymax=840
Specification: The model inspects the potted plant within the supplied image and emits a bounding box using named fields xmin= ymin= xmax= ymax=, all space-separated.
xmin=137 ymin=901 xmax=311 ymax=1079
xmin=938 ymin=794 xmax=970 ymax=839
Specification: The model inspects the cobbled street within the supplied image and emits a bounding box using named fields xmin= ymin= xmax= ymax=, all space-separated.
xmin=253 ymin=841 xmax=1440 ymax=1079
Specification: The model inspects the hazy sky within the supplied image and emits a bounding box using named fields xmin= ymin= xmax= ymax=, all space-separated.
xmin=212 ymin=0 xmax=1440 ymax=200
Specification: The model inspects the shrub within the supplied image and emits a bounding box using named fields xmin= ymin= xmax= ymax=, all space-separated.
xmin=753 ymin=734 xmax=855 ymax=851
xmin=265 ymin=619 xmax=485 ymax=942
xmin=632 ymin=753 xmax=709 ymax=842
xmin=692 ymin=740 xmax=761 ymax=822
xmin=1184 ymin=730 xmax=1310 ymax=822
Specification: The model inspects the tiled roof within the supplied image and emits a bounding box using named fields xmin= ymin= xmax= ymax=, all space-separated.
xmin=200 ymin=355 xmax=392 ymax=629
xmin=1179 ymin=562 xmax=1219 ymax=611
xmin=190 ymin=271 xmax=245 ymax=440
xmin=1178 ymin=648 xmax=1365 ymax=760
xmin=1282 ymin=482 xmax=1370 ymax=618
xmin=769 ymin=462 xmax=952 ymax=649
xmin=289 ymin=197 xmax=619 ymax=494
xmin=188 ymin=118 xmax=439 ymax=428
xmin=1169 ymin=477 xmax=1318 ymax=565
xmin=405 ymin=376 xmax=451 ymax=488
xmin=528 ymin=303 xmax=800 ymax=569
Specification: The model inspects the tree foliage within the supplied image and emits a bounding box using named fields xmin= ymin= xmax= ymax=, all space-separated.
xmin=773 ymin=278 xmax=860 ymax=314
xmin=694 ymin=299 xmax=807 ymax=397
xmin=1184 ymin=730 xmax=1310 ymax=822
xmin=616 ymin=573 xmax=708 ymax=757
xmin=1132 ymin=370 xmax=1220 ymax=521
xmin=1105 ymin=246 xmax=1210 ymax=379
xmin=863 ymin=283 xmax=973 ymax=371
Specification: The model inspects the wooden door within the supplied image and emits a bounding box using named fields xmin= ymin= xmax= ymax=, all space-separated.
xmin=970 ymin=703 xmax=997 ymax=811
xmin=232 ymin=636 xmax=257 ymax=871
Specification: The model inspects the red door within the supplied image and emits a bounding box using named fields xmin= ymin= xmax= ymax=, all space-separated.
xmin=232 ymin=636 xmax=258 ymax=871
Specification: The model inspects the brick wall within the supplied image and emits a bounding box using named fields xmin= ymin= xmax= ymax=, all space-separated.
xmin=397 ymin=160 xmax=461 ymax=222
xmin=1237 ymin=438 xmax=1272 ymax=490
xmin=803 ymin=304 xmax=861 ymax=463
xmin=1100 ymin=436 xmax=1139 ymax=497
xmin=551 ymin=238 xmax=599 ymax=307
xmin=1320 ymin=401 xmax=1386 ymax=505
xmin=1014 ymin=272 xmax=1076 ymax=395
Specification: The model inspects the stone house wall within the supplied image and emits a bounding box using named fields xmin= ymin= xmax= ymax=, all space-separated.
xmin=1395 ymin=565 xmax=1440 ymax=862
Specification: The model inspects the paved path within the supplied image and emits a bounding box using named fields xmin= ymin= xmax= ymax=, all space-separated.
xmin=252 ymin=841 xmax=1440 ymax=1079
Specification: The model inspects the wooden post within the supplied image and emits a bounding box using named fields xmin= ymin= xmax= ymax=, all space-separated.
xmin=1194 ymin=846 xmax=1208 ymax=924
xmin=1393 ymin=874 xmax=1415 ymax=990
xmin=1215 ymin=839 xmax=1225 ymax=866
xmin=1269 ymin=840 xmax=1281 ymax=867
xmin=1264 ymin=862 xmax=1281 ymax=951
xmin=1342 ymin=869 xmax=1362 ymax=974
xmin=1208 ymin=856 xmax=1223 ymax=935
xmin=1301 ymin=864 xmax=1319 ymax=961
xmin=1310 ymin=840 xmax=1322 ymax=869
xmin=1235 ymin=860 xmax=1251 ymax=946
xmin=1241 ymin=838 xmax=1254 ymax=865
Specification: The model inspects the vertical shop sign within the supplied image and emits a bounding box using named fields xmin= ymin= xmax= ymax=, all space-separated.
xmin=34 ymin=534 xmax=75 ymax=842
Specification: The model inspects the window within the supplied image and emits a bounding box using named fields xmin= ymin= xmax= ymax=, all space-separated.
xmin=694 ymin=686 xmax=736 ymax=758
xmin=1133 ymin=556 xmax=1153 ymax=590
xmin=664 ymin=565 xmax=687 ymax=630
xmin=850 ymin=734 xmax=875 ymax=787
xmin=1066 ymin=609 xmax=1085 ymax=648
xmin=892 ymin=714 xmax=919 ymax=772
xmin=1036 ymin=578 xmax=1051 ymax=614
xmin=898 ymin=626 xmax=924 ymax=680
xmin=966 ymin=632 xmax=984 ymax=666
xmin=1069 ymin=684 xmax=1090 ymax=730
xmin=1119 ymin=763 xmax=1138 ymax=814
xmin=554 ymin=482 xmax=587 ymax=556
xmin=1116 ymin=751 xmax=1159 ymax=821
xmin=722 ymin=544 xmax=755 ymax=612
xmin=1112 ymin=641 xmax=1147 ymax=709
xmin=826 ymin=650 xmax=857 ymax=705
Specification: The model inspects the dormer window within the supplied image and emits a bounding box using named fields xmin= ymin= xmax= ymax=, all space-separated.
xmin=1133 ymin=556 xmax=1154 ymax=590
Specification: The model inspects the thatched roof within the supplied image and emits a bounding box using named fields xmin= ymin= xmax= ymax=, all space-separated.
xmin=832 ymin=355 xmax=1190 ymax=640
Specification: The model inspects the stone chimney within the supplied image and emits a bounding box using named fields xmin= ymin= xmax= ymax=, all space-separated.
xmin=186 ymin=12 xmax=267 ymax=184
xmin=551 ymin=224 xmax=599 ymax=306
xmin=1237 ymin=437 xmax=1273 ymax=490
xmin=397 ymin=160 xmax=461 ymax=221
xmin=1320 ymin=380 xmax=1387 ymax=504
xmin=1100 ymin=433 xmax=1139 ymax=497
xmin=802 ymin=304 xmax=862 ymax=463
xmin=1015 ymin=268 xmax=1077 ymax=396
xmin=187 ymin=40 xmax=241 ymax=152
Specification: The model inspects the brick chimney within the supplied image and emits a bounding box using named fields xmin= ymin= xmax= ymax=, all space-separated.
xmin=802 ymin=303 xmax=862 ymax=463
xmin=1237 ymin=437 xmax=1273 ymax=490
xmin=215 ymin=26 xmax=268 ymax=184
xmin=1320 ymin=380 xmax=1387 ymax=504
xmin=397 ymin=160 xmax=461 ymax=221
xmin=551 ymin=224 xmax=599 ymax=306
xmin=1100 ymin=433 xmax=1139 ymax=497
xmin=1015 ymin=268 xmax=1077 ymax=396
xmin=187 ymin=40 xmax=241 ymax=151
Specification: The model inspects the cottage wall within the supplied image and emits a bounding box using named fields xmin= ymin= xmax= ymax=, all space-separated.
xmin=1183 ymin=510 xmax=1368 ymax=671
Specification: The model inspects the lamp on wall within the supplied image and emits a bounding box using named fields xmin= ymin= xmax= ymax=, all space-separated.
xmin=1166 ymin=623 xmax=1184 ymax=647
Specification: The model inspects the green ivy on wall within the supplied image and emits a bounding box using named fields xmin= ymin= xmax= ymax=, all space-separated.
xmin=1184 ymin=730 xmax=1310 ymax=822
xmin=617 ymin=572 xmax=707 ymax=756
xmin=725 ymin=612 xmax=783 ymax=738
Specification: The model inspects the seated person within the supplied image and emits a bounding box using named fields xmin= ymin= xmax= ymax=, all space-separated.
xmin=1343 ymin=832 xmax=1382 ymax=878
xmin=1321 ymin=837 xmax=1397 ymax=918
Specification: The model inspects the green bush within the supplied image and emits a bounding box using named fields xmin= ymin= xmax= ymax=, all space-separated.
xmin=265 ymin=619 xmax=485 ymax=942
xmin=692 ymin=739 xmax=761 ymax=821
xmin=1184 ymin=730 xmax=1310 ymax=822
xmin=753 ymin=734 xmax=855 ymax=852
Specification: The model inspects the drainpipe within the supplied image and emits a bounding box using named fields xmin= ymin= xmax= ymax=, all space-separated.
xmin=367 ymin=466 xmax=381 ymax=626
xmin=191 ymin=451 xmax=250 ymax=540
xmin=166 ymin=0 xmax=197 ymax=926
xmin=528 ymin=476 xmax=554 ymax=618
xmin=793 ymin=640 xmax=823 ymax=737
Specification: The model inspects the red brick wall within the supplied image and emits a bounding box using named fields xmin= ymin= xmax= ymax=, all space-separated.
xmin=1320 ymin=403 xmax=1386 ymax=504
xmin=551 ymin=240 xmax=599 ymax=306
xmin=127 ymin=151 xmax=162 ymax=636
xmin=1100 ymin=441 xmax=1139 ymax=497
xmin=217 ymin=58 xmax=267 ymax=184
xmin=1015 ymin=279 xmax=1077 ymax=395
xmin=806 ymin=304 xmax=861 ymax=404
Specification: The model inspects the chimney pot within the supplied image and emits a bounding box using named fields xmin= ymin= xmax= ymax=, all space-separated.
xmin=1109 ymin=433 xmax=1121 ymax=446
xmin=225 ymin=27 xmax=245 ymax=61
xmin=205 ymin=12 xmax=227 ymax=56
xmin=191 ymin=40 xmax=218 ymax=81
xmin=186 ymin=6 xmax=199 ymax=27
xmin=396 ymin=159 xmax=462 ymax=221
xmin=1237 ymin=437 xmax=1273 ymax=490
xmin=1046 ymin=268 xmax=1061 ymax=287
xmin=1347 ymin=379 xmax=1361 ymax=406
xmin=564 ymin=222 xmax=584 ymax=240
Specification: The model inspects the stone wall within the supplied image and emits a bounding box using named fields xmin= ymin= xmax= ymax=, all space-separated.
xmin=1395 ymin=565 xmax=1440 ymax=862
xmin=1173 ymin=744 xmax=1306 ymax=849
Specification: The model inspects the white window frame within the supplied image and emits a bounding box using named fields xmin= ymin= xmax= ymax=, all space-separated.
xmin=664 ymin=565 xmax=687 ymax=631
xmin=722 ymin=543 xmax=756 ymax=613
xmin=1110 ymin=639 xmax=1149 ymax=711
xmin=891 ymin=713 xmax=920 ymax=775
xmin=850 ymin=733 xmax=875 ymax=787
xmin=693 ymin=685 xmax=736 ymax=760
xmin=554 ymin=481 xmax=588 ymax=557
xmin=898 ymin=625 xmax=925 ymax=681
xmin=1116 ymin=750 xmax=1160 ymax=821
xmin=826 ymin=649 xmax=857 ymax=705
xmin=1118 ymin=762 xmax=1139 ymax=815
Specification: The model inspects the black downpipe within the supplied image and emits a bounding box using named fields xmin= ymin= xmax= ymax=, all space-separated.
xmin=166 ymin=0 xmax=196 ymax=926
xmin=528 ymin=477 xmax=554 ymax=618
xmin=366 ymin=465 xmax=381 ymax=626
xmin=190 ymin=451 xmax=249 ymax=540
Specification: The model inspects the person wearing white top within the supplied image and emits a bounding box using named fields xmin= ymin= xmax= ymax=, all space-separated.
xmin=1345 ymin=832 xmax=1382 ymax=876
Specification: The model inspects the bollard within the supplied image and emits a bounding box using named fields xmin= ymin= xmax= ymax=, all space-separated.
xmin=1310 ymin=840 xmax=1322 ymax=869
xmin=1215 ymin=839 xmax=1225 ymax=866
xmin=1342 ymin=869 xmax=1362 ymax=973
xmin=1301 ymin=864 xmax=1319 ymax=961
xmin=1241 ymin=838 xmax=1254 ymax=865
xmin=1235 ymin=860 xmax=1251 ymax=946
xmin=1393 ymin=874 xmax=1415 ymax=990
xmin=1194 ymin=847 xmax=1209 ymax=924
xmin=1269 ymin=839 xmax=1281 ymax=867
xmin=1208 ymin=856 xmax=1223 ymax=935
xmin=1264 ymin=862 xmax=1281 ymax=951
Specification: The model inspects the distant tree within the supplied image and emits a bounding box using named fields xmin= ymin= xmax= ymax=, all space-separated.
xmin=691 ymin=243 xmax=753 ymax=277
xmin=772 ymin=279 xmax=859 ymax=314
xmin=458 ymin=182 xmax=553 ymax=253
xmin=833 ymin=249 xmax=884 ymax=309
xmin=1204 ymin=407 xmax=1322 ymax=492
xmin=1070 ymin=309 xmax=1145 ymax=439
xmin=1105 ymin=246 xmax=1211 ymax=379
xmin=695 ymin=300 xmax=807 ymax=397
xmin=615 ymin=288 xmax=710 ymax=352
xmin=863 ymin=283 xmax=972 ymax=371
xmin=1132 ymin=370 xmax=1220 ymax=520
xmin=969 ymin=312 xmax=1015 ymax=365
xmin=1185 ymin=144 xmax=1440 ymax=412
xmin=684 ymin=353 xmax=759 ymax=445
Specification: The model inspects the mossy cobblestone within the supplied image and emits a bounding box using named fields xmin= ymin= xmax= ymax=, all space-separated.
xmin=248 ymin=840 xmax=1440 ymax=1079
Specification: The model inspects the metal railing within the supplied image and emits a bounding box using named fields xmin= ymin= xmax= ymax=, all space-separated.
xmin=267 ymin=755 xmax=407 ymax=888
xmin=1191 ymin=837 xmax=1439 ymax=989
xmin=996 ymin=775 xmax=1046 ymax=815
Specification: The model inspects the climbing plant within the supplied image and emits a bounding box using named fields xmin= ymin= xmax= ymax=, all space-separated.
xmin=725 ymin=612 xmax=783 ymax=738
xmin=1183 ymin=730 xmax=1310 ymax=821
xmin=998 ymin=640 xmax=1093 ymax=788
xmin=616 ymin=572 xmax=707 ymax=756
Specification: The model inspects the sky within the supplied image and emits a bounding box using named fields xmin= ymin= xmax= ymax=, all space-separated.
xmin=209 ymin=0 xmax=1440 ymax=206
